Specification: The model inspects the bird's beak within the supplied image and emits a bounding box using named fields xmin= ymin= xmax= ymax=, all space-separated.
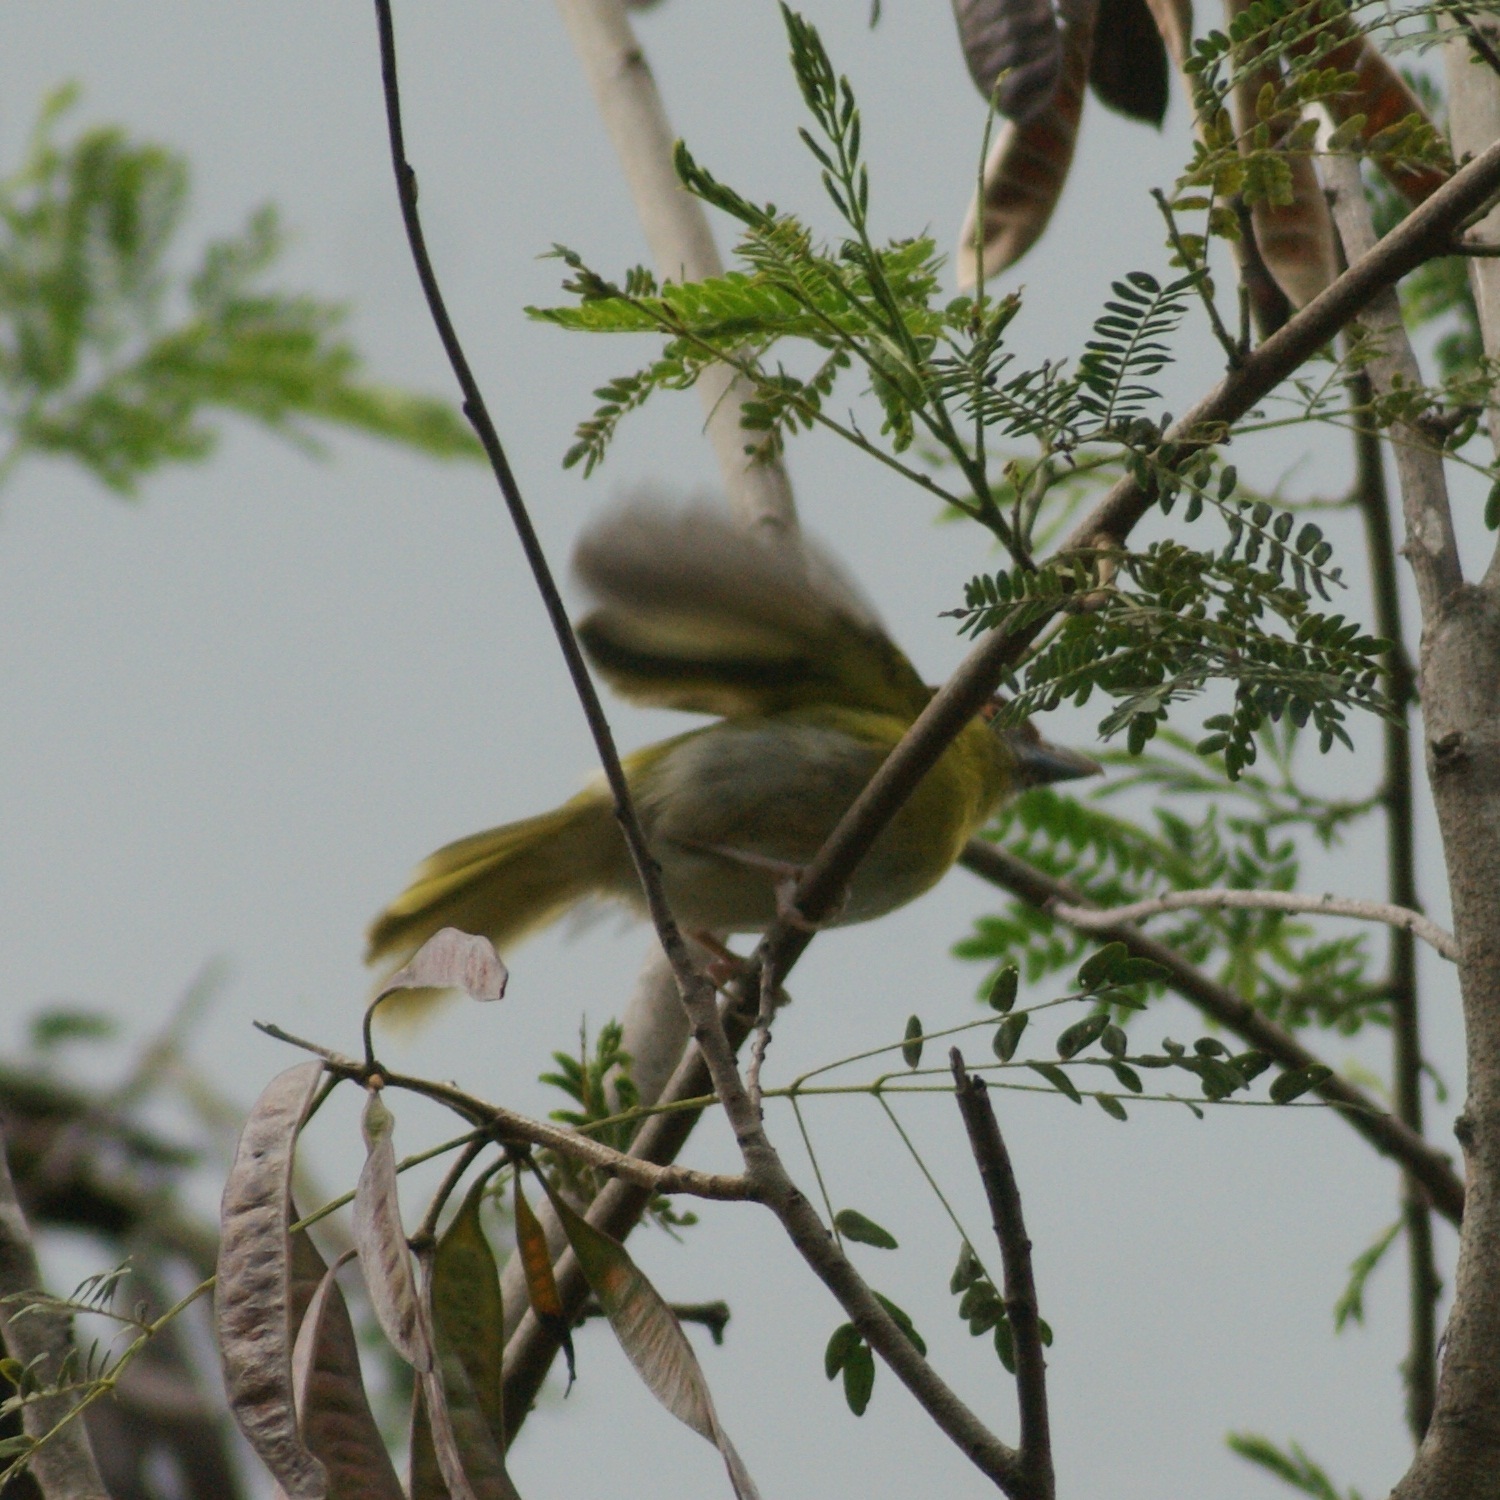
xmin=1011 ymin=736 xmax=1103 ymax=788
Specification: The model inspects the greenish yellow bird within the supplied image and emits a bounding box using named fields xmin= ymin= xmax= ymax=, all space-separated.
xmin=366 ymin=504 xmax=1098 ymax=976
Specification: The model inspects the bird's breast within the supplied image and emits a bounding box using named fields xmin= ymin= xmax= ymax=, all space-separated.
xmin=628 ymin=710 xmax=1008 ymax=932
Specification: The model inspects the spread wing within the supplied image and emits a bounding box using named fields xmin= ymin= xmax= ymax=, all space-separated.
xmin=573 ymin=502 xmax=931 ymax=721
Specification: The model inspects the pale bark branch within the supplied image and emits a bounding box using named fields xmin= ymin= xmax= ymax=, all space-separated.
xmin=1049 ymin=887 xmax=1459 ymax=961
xmin=958 ymin=839 xmax=1466 ymax=1225
xmin=1325 ymin=155 xmax=1465 ymax=615
xmin=0 ymin=1122 xmax=109 ymax=1500
xmin=951 ymin=1054 xmax=1054 ymax=1500
xmin=553 ymin=0 xmax=797 ymax=540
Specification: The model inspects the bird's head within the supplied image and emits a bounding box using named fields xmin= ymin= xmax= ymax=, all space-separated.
xmin=982 ymin=702 xmax=1102 ymax=789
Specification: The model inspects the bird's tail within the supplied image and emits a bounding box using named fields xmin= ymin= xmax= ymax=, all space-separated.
xmin=366 ymin=787 xmax=626 ymax=1024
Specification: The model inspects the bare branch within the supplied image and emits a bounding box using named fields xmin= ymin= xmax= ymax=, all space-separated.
xmin=553 ymin=0 xmax=796 ymax=539
xmin=255 ymin=1023 xmax=756 ymax=1203
xmin=1325 ymin=154 xmax=1464 ymax=617
xmin=958 ymin=840 xmax=1466 ymax=1225
xmin=370 ymin=0 xmax=730 ymax=1086
xmin=0 ymin=1121 xmax=110 ymax=1500
xmin=1049 ymin=887 xmax=1459 ymax=962
xmin=951 ymin=1054 xmax=1054 ymax=1500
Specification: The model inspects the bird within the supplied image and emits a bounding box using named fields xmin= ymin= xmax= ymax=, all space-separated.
xmin=366 ymin=503 xmax=1099 ymax=984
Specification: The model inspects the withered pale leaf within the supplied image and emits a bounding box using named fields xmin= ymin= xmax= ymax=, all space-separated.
xmin=549 ymin=1188 xmax=760 ymax=1500
xmin=353 ymin=1091 xmax=433 ymax=1373
xmin=216 ymin=1059 xmax=327 ymax=1500
xmin=287 ymin=1242 xmax=403 ymax=1500
xmin=376 ymin=929 xmax=507 ymax=1006
xmin=431 ymin=1179 xmax=506 ymax=1451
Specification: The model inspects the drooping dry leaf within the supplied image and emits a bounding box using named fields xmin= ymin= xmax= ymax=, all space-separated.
xmin=286 ymin=1241 xmax=403 ymax=1500
xmin=352 ymin=1091 xmax=433 ymax=1373
xmin=410 ymin=1253 xmax=522 ymax=1500
xmin=216 ymin=1060 xmax=327 ymax=1500
xmin=1090 ymin=0 xmax=1168 ymax=124
xmin=1226 ymin=0 xmax=1336 ymax=310
xmin=414 ymin=1364 xmax=481 ymax=1500
xmin=1319 ymin=35 xmax=1449 ymax=205
xmin=952 ymin=0 xmax=1064 ymax=125
xmin=431 ymin=1179 xmax=506 ymax=1454
xmin=956 ymin=13 xmax=1094 ymax=285
xmin=1140 ymin=0 xmax=1192 ymax=74
xmin=547 ymin=1185 xmax=760 ymax=1500
xmin=376 ymin=928 xmax=508 ymax=1006
xmin=514 ymin=1172 xmax=574 ymax=1387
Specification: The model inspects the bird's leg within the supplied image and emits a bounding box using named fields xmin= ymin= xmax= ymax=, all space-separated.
xmin=689 ymin=930 xmax=751 ymax=991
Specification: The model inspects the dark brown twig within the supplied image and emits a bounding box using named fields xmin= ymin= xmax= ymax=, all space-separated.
xmin=578 ymin=1296 xmax=732 ymax=1344
xmin=369 ymin=0 xmax=712 ymax=1025
xmin=951 ymin=1054 xmax=1053 ymax=1500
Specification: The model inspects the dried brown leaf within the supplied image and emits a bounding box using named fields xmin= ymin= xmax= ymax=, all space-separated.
xmin=956 ymin=13 xmax=1094 ymax=285
xmin=548 ymin=1187 xmax=759 ymax=1500
xmin=353 ymin=1091 xmax=433 ymax=1373
xmin=215 ymin=1059 xmax=327 ymax=1500
xmin=286 ymin=1242 xmax=404 ymax=1500
xmin=952 ymin=0 xmax=1063 ymax=125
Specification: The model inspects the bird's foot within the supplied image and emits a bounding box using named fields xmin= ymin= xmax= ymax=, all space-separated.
xmin=689 ymin=930 xmax=750 ymax=990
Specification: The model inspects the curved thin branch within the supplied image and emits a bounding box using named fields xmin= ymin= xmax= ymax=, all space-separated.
xmin=959 ymin=839 xmax=1466 ymax=1225
xmin=255 ymin=1022 xmax=754 ymax=1203
xmin=1049 ymin=887 xmax=1459 ymax=962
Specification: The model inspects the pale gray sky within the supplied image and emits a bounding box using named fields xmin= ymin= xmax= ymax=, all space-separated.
xmin=0 ymin=5 xmax=1466 ymax=1498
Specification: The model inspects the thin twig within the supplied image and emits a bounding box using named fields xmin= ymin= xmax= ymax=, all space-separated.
xmin=1345 ymin=355 xmax=1438 ymax=1439
xmin=259 ymin=1018 xmax=756 ymax=1201
xmin=578 ymin=1296 xmax=732 ymax=1344
xmin=1152 ymin=189 xmax=1243 ymax=367
xmin=951 ymin=1054 xmax=1053 ymax=1500
xmin=958 ymin=840 xmax=1466 ymax=1224
xmin=1048 ymin=887 xmax=1459 ymax=961
xmin=370 ymin=0 xmax=713 ymax=1030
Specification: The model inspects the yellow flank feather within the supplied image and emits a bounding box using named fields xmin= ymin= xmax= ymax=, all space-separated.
xmin=366 ymin=502 xmax=1099 ymax=1008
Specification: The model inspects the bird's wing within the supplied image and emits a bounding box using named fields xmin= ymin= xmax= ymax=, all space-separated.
xmin=573 ymin=501 xmax=931 ymax=719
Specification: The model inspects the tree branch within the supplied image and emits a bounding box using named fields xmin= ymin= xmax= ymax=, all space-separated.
xmin=1048 ymin=887 xmax=1459 ymax=962
xmin=753 ymin=131 xmax=1500 ymax=992
xmin=255 ymin=1023 xmax=756 ymax=1202
xmin=553 ymin=0 xmax=796 ymax=540
xmin=1345 ymin=357 xmax=1438 ymax=1438
xmin=958 ymin=839 xmax=1466 ymax=1225
xmin=951 ymin=1054 xmax=1053 ymax=1500
xmin=0 ymin=1121 xmax=109 ymax=1500
xmin=1324 ymin=155 xmax=1464 ymax=618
